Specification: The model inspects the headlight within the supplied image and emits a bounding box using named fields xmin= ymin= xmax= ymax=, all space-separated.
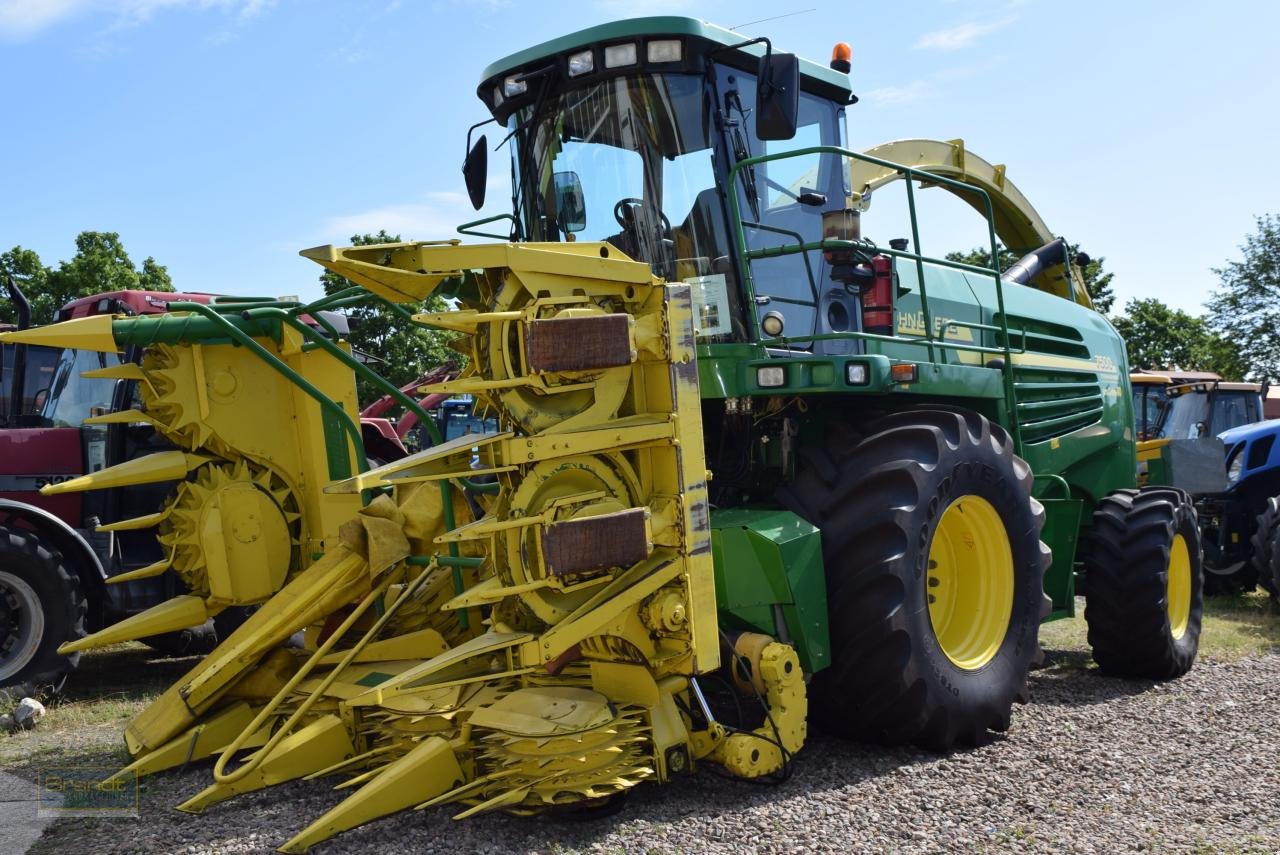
xmin=1227 ymin=449 xmax=1245 ymax=482
xmin=756 ymin=366 xmax=786 ymax=388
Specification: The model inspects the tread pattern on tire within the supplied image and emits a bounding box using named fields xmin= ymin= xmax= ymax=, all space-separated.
xmin=1250 ymin=497 xmax=1280 ymax=598
xmin=1082 ymin=487 xmax=1202 ymax=679
xmin=0 ymin=525 xmax=87 ymax=699
xmin=777 ymin=408 xmax=1049 ymax=750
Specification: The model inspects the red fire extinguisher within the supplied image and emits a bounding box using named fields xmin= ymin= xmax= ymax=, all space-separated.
xmin=863 ymin=255 xmax=894 ymax=336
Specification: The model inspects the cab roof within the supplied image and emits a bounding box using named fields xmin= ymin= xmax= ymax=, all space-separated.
xmin=479 ymin=16 xmax=853 ymax=99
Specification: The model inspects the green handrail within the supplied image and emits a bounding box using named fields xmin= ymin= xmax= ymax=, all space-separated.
xmin=725 ymin=145 xmax=1023 ymax=453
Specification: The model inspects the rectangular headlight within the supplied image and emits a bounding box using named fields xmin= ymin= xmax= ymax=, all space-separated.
xmin=647 ymin=39 xmax=682 ymax=63
xmin=757 ymin=366 xmax=786 ymax=388
xmin=604 ymin=43 xmax=637 ymax=68
xmin=503 ymin=75 xmax=528 ymax=97
xmin=568 ymin=49 xmax=594 ymax=77
xmin=846 ymin=362 xmax=868 ymax=385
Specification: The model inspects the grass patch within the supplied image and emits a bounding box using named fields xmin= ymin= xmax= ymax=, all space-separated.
xmin=0 ymin=643 xmax=192 ymax=768
xmin=1038 ymin=591 xmax=1280 ymax=670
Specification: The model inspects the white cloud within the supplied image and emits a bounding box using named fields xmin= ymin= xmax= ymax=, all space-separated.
xmin=914 ymin=19 xmax=1013 ymax=51
xmin=861 ymin=79 xmax=935 ymax=106
xmin=322 ymin=184 xmax=509 ymax=244
xmin=0 ymin=0 xmax=272 ymax=41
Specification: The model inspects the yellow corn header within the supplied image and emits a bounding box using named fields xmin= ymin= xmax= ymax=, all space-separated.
xmin=17 ymin=241 xmax=803 ymax=851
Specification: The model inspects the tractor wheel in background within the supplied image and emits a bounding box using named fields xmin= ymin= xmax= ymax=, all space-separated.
xmin=0 ymin=526 xmax=86 ymax=699
xmin=1249 ymin=497 xmax=1280 ymax=600
xmin=1082 ymin=487 xmax=1202 ymax=679
xmin=1202 ymin=549 xmax=1257 ymax=596
xmin=778 ymin=408 xmax=1050 ymax=751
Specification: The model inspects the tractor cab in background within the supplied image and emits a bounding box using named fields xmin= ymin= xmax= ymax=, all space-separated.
xmin=1154 ymin=380 xmax=1265 ymax=441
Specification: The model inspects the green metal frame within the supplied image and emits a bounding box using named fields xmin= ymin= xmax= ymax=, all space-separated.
xmin=725 ymin=145 xmax=1041 ymax=454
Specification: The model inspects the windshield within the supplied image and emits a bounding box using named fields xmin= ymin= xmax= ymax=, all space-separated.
xmin=508 ymin=69 xmax=847 ymax=343
xmin=41 ymin=348 xmax=120 ymax=428
xmin=510 ymin=74 xmax=718 ymax=268
xmin=1156 ymin=389 xmax=1262 ymax=439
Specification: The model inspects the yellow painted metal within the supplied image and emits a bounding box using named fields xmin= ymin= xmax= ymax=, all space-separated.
xmin=0 ymin=313 xmax=117 ymax=351
xmin=103 ymin=557 xmax=172 ymax=585
xmin=104 ymin=240 xmax=772 ymax=851
xmin=57 ymin=594 xmax=209 ymax=655
xmin=18 ymin=316 xmax=365 ymax=652
xmin=102 ymin=701 xmax=258 ymax=786
xmin=279 ymin=736 xmax=464 ymax=854
xmin=39 ymin=450 xmax=208 ymax=496
xmin=1136 ymin=439 xmax=1170 ymax=462
xmin=1167 ymin=533 xmax=1192 ymax=640
xmin=926 ymin=495 xmax=1015 ymax=670
xmin=851 ymin=138 xmax=1090 ymax=307
xmin=178 ymin=714 xmax=355 ymax=813
xmin=703 ymin=641 xmax=806 ymax=778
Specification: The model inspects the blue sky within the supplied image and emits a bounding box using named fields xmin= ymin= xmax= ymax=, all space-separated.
xmin=2 ymin=0 xmax=1276 ymax=313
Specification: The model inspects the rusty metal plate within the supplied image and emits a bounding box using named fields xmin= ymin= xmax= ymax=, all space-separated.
xmin=525 ymin=314 xmax=632 ymax=373
xmin=544 ymin=508 xmax=649 ymax=577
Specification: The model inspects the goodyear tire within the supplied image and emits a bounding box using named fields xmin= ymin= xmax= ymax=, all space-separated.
xmin=0 ymin=526 xmax=86 ymax=699
xmin=778 ymin=409 xmax=1049 ymax=750
xmin=1249 ymin=497 xmax=1280 ymax=599
xmin=1082 ymin=487 xmax=1202 ymax=679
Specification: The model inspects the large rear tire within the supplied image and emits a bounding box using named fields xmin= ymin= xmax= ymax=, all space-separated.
xmin=1082 ymin=487 xmax=1202 ymax=679
xmin=778 ymin=409 xmax=1049 ymax=750
xmin=0 ymin=526 xmax=87 ymax=699
xmin=1249 ymin=497 xmax=1280 ymax=600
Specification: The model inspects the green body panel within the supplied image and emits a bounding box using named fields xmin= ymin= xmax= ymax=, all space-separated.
xmin=710 ymin=508 xmax=830 ymax=673
xmin=698 ymin=259 xmax=1136 ymax=632
xmin=479 ymin=16 xmax=852 ymax=97
xmin=1039 ymin=497 xmax=1084 ymax=618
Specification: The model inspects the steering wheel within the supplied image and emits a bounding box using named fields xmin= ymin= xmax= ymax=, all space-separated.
xmin=613 ymin=198 xmax=671 ymax=234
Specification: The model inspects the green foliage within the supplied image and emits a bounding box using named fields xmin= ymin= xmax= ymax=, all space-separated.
xmin=944 ymin=242 xmax=1115 ymax=314
xmin=1206 ymin=214 xmax=1280 ymax=380
xmin=1112 ymin=297 xmax=1247 ymax=379
xmin=0 ymin=232 xmax=174 ymax=326
xmin=318 ymin=230 xmax=460 ymax=406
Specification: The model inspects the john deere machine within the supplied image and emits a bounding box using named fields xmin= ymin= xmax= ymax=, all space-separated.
xmin=0 ymin=17 xmax=1203 ymax=851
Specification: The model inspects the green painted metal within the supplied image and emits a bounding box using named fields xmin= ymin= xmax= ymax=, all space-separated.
xmin=710 ymin=508 xmax=830 ymax=673
xmin=479 ymin=16 xmax=851 ymax=96
xmin=156 ymin=303 xmax=366 ymax=483
xmin=725 ymin=145 xmax=1022 ymax=451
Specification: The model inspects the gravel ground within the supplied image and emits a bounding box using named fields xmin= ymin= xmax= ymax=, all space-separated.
xmin=17 ymin=652 xmax=1280 ymax=855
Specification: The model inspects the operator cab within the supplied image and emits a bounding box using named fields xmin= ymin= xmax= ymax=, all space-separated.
xmin=1155 ymin=381 xmax=1265 ymax=440
xmin=474 ymin=18 xmax=856 ymax=347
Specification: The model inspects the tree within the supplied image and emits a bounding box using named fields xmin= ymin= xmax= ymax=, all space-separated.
xmin=1111 ymin=297 xmax=1247 ymax=379
xmin=1206 ymin=214 xmax=1280 ymax=380
xmin=318 ymin=230 xmax=459 ymax=406
xmin=944 ymin=242 xmax=1115 ymax=313
xmin=0 ymin=247 xmax=50 ymax=326
xmin=0 ymin=232 xmax=174 ymax=326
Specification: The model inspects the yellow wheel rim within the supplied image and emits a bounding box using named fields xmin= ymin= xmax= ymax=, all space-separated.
xmin=1167 ymin=533 xmax=1191 ymax=640
xmin=926 ymin=495 xmax=1015 ymax=670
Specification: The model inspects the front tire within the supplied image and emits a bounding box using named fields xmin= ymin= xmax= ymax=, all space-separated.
xmin=779 ymin=409 xmax=1049 ymax=750
xmin=1082 ymin=487 xmax=1202 ymax=679
xmin=0 ymin=526 xmax=87 ymax=698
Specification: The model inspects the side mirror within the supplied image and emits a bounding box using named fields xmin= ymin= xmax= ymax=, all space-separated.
xmin=553 ymin=171 xmax=586 ymax=233
xmin=756 ymin=52 xmax=799 ymax=141
xmin=463 ymin=134 xmax=488 ymax=211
